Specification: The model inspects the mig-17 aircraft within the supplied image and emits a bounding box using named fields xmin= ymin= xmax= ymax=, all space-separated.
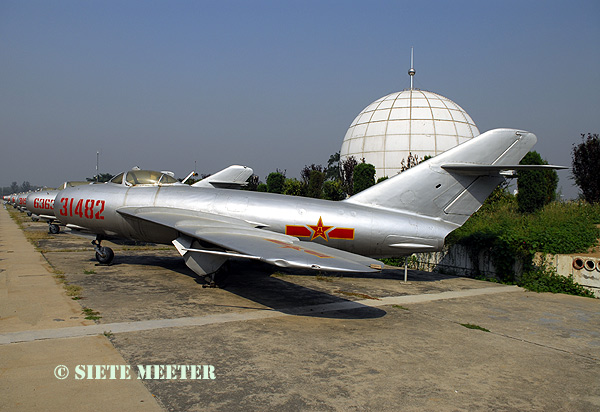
xmin=25 ymin=182 xmax=90 ymax=233
xmin=52 ymin=129 xmax=563 ymax=284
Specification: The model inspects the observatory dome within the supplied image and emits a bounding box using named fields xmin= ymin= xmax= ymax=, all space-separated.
xmin=340 ymin=89 xmax=479 ymax=179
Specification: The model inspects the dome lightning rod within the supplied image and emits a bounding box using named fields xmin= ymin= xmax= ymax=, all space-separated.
xmin=408 ymin=47 xmax=416 ymax=90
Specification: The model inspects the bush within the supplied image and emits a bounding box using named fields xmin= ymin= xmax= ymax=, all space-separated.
xmin=447 ymin=199 xmax=600 ymax=285
xmin=520 ymin=263 xmax=595 ymax=298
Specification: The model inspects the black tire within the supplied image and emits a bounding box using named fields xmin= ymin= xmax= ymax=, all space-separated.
xmin=95 ymin=247 xmax=114 ymax=264
xmin=49 ymin=224 xmax=60 ymax=234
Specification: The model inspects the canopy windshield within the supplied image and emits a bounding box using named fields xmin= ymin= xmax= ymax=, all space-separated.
xmin=124 ymin=170 xmax=179 ymax=186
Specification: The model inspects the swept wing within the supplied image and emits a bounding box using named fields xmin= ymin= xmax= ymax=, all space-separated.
xmin=117 ymin=207 xmax=382 ymax=273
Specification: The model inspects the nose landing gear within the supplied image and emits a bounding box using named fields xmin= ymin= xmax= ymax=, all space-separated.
xmin=92 ymin=237 xmax=114 ymax=265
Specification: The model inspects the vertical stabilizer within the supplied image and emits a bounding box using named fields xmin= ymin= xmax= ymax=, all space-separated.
xmin=345 ymin=129 xmax=537 ymax=226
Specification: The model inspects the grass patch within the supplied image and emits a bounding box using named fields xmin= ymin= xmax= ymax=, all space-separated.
xmin=83 ymin=269 xmax=96 ymax=275
xmin=64 ymin=284 xmax=83 ymax=299
xmin=392 ymin=305 xmax=410 ymax=310
xmin=7 ymin=208 xmax=28 ymax=227
xmin=22 ymin=230 xmax=52 ymax=248
xmin=53 ymin=274 xmax=67 ymax=283
xmin=82 ymin=307 xmax=102 ymax=321
xmin=460 ymin=323 xmax=490 ymax=332
xmin=334 ymin=290 xmax=380 ymax=300
xmin=316 ymin=274 xmax=336 ymax=282
xmin=520 ymin=263 xmax=595 ymax=298
xmin=53 ymin=272 xmax=83 ymax=300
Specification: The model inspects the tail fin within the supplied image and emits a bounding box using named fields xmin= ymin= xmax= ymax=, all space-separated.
xmin=192 ymin=165 xmax=254 ymax=189
xmin=345 ymin=128 xmax=537 ymax=226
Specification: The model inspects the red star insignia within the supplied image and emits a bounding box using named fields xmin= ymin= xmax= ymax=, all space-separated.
xmin=308 ymin=217 xmax=333 ymax=241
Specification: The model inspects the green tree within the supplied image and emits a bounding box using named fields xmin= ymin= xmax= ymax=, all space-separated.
xmin=322 ymin=180 xmax=345 ymax=200
xmin=326 ymin=152 xmax=340 ymax=181
xmin=572 ymin=133 xmax=600 ymax=203
xmin=301 ymin=164 xmax=323 ymax=185
xmin=283 ymin=178 xmax=304 ymax=196
xmin=353 ymin=162 xmax=376 ymax=194
xmin=266 ymin=171 xmax=286 ymax=194
xmin=517 ymin=151 xmax=558 ymax=213
xmin=340 ymin=156 xmax=358 ymax=196
xmin=306 ymin=170 xmax=325 ymax=198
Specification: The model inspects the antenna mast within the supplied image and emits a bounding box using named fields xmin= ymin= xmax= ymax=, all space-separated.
xmin=408 ymin=47 xmax=416 ymax=89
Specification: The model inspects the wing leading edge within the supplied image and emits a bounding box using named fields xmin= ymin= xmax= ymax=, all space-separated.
xmin=117 ymin=207 xmax=383 ymax=273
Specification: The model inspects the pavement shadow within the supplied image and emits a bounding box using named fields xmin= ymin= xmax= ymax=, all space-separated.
xmin=104 ymin=254 xmax=386 ymax=320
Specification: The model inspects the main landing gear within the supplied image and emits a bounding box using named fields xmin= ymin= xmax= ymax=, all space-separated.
xmin=92 ymin=237 xmax=114 ymax=265
xmin=48 ymin=223 xmax=60 ymax=234
xmin=202 ymin=263 xmax=230 ymax=288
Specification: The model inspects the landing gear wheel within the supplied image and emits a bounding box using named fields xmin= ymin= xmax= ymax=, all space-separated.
xmin=201 ymin=263 xmax=230 ymax=288
xmin=49 ymin=224 xmax=60 ymax=234
xmin=202 ymin=275 xmax=217 ymax=288
xmin=95 ymin=246 xmax=114 ymax=265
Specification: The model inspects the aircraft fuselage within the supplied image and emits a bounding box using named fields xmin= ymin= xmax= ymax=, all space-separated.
xmin=55 ymin=184 xmax=455 ymax=258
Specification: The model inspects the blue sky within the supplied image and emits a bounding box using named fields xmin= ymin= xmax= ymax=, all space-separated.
xmin=1 ymin=0 xmax=599 ymax=198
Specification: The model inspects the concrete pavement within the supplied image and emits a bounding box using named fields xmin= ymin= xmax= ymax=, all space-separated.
xmin=0 ymin=206 xmax=162 ymax=412
xmin=1 ymin=204 xmax=600 ymax=411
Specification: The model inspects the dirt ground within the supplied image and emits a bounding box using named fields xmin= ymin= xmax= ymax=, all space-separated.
xmin=5 ymin=213 xmax=600 ymax=411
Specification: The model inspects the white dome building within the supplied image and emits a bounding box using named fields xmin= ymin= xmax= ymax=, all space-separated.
xmin=340 ymin=89 xmax=479 ymax=179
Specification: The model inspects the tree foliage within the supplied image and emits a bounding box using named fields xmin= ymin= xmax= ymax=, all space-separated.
xmin=353 ymin=162 xmax=376 ymax=194
xmin=340 ymin=156 xmax=358 ymax=196
xmin=572 ymin=133 xmax=600 ymax=203
xmin=326 ymin=152 xmax=340 ymax=180
xmin=322 ymin=180 xmax=345 ymax=200
xmin=517 ymin=151 xmax=557 ymax=213
xmin=283 ymin=178 xmax=304 ymax=196
xmin=266 ymin=171 xmax=286 ymax=194
xmin=306 ymin=170 xmax=326 ymax=198
xmin=399 ymin=152 xmax=423 ymax=172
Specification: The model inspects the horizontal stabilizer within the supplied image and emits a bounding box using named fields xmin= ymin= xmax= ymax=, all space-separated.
xmin=441 ymin=163 xmax=568 ymax=175
xmin=345 ymin=128 xmax=552 ymax=227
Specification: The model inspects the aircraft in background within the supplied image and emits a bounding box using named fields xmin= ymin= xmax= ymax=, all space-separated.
xmin=25 ymin=182 xmax=90 ymax=233
xmin=52 ymin=129 xmax=564 ymax=285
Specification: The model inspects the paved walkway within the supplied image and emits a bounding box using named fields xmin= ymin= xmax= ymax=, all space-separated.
xmin=1 ymin=285 xmax=519 ymax=345
xmin=0 ymin=206 xmax=163 ymax=412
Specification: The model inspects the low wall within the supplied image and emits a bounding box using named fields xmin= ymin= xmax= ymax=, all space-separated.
xmin=409 ymin=247 xmax=599 ymax=297
xmin=409 ymin=245 xmax=523 ymax=281
xmin=534 ymin=253 xmax=600 ymax=297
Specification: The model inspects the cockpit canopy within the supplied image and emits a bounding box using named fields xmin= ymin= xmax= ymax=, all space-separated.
xmin=109 ymin=170 xmax=181 ymax=186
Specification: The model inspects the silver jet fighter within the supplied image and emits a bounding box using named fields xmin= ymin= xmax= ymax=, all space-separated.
xmin=26 ymin=182 xmax=90 ymax=233
xmin=53 ymin=129 xmax=561 ymax=283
